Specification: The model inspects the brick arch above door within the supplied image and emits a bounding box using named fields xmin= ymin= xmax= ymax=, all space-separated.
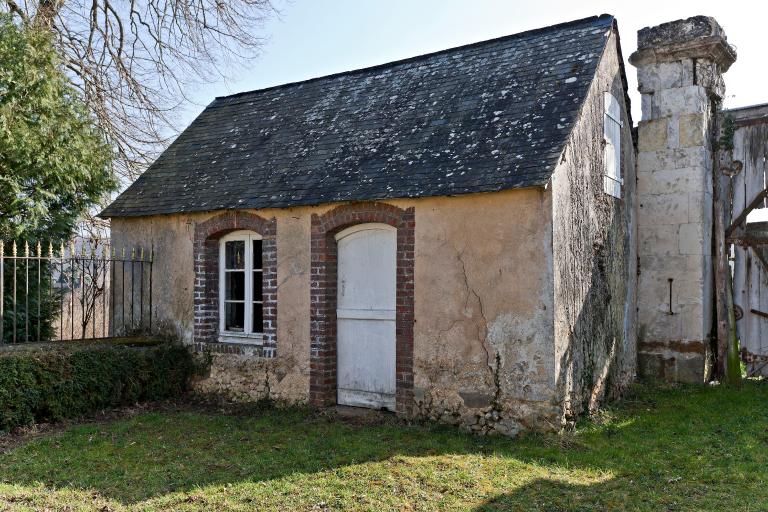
xmin=309 ymin=202 xmax=415 ymax=415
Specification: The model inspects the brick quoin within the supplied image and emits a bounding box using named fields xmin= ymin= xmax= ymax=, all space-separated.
xmin=193 ymin=211 xmax=278 ymax=357
xmin=310 ymin=202 xmax=415 ymax=415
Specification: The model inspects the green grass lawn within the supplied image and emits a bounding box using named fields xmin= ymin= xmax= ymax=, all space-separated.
xmin=0 ymin=382 xmax=766 ymax=511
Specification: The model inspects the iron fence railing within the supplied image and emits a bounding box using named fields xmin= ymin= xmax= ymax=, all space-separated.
xmin=0 ymin=240 xmax=153 ymax=344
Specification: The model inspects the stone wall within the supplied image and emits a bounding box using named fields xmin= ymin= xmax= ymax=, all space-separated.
xmin=630 ymin=16 xmax=736 ymax=382
xmin=551 ymin=29 xmax=638 ymax=423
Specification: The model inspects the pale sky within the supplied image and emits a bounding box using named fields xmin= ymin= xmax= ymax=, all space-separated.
xmin=182 ymin=0 xmax=768 ymax=128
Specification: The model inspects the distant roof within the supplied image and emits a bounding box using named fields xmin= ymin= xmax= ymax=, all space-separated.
xmin=725 ymin=103 xmax=768 ymax=127
xmin=102 ymin=14 xmax=615 ymax=218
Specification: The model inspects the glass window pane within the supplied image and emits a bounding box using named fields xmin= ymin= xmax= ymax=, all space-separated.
xmin=225 ymin=240 xmax=245 ymax=269
xmin=253 ymin=240 xmax=263 ymax=269
xmin=225 ymin=271 xmax=245 ymax=301
xmin=252 ymin=303 xmax=263 ymax=333
xmin=225 ymin=302 xmax=244 ymax=331
xmin=253 ymin=270 xmax=263 ymax=301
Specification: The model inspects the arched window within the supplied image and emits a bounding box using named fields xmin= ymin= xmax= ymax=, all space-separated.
xmin=219 ymin=230 xmax=264 ymax=341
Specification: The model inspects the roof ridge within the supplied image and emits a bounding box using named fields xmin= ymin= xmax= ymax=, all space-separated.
xmin=725 ymin=102 xmax=768 ymax=112
xmin=215 ymin=14 xmax=614 ymax=102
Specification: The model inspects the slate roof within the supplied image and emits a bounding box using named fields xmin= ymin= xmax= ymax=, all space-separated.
xmin=102 ymin=14 xmax=615 ymax=217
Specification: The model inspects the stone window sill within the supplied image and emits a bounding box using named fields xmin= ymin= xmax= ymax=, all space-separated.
xmin=217 ymin=333 xmax=264 ymax=345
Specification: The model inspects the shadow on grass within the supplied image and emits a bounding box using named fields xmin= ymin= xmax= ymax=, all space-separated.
xmin=0 ymin=382 xmax=765 ymax=508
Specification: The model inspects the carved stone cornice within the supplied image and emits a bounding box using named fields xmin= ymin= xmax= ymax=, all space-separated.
xmin=630 ymin=35 xmax=736 ymax=72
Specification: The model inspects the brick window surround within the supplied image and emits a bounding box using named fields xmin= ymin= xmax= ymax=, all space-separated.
xmin=193 ymin=211 xmax=277 ymax=357
xmin=310 ymin=202 xmax=415 ymax=414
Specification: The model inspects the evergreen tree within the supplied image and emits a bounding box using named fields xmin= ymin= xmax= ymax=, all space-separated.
xmin=0 ymin=15 xmax=115 ymax=342
xmin=0 ymin=13 xmax=114 ymax=241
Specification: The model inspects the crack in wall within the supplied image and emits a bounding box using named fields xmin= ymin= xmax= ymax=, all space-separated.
xmin=455 ymin=249 xmax=493 ymax=369
xmin=454 ymin=248 xmax=504 ymax=415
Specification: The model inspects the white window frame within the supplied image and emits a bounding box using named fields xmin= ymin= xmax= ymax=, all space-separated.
xmin=603 ymin=91 xmax=623 ymax=199
xmin=218 ymin=230 xmax=264 ymax=344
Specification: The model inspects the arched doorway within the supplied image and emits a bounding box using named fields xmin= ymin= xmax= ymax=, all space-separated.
xmin=335 ymin=223 xmax=397 ymax=410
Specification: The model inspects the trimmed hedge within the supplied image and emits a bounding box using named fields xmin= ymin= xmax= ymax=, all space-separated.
xmin=0 ymin=341 xmax=196 ymax=432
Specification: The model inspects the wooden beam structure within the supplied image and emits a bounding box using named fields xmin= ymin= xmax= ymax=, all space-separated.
xmin=726 ymin=188 xmax=768 ymax=238
xmin=728 ymin=223 xmax=768 ymax=251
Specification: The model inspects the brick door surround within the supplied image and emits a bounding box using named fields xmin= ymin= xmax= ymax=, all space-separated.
xmin=310 ymin=202 xmax=415 ymax=414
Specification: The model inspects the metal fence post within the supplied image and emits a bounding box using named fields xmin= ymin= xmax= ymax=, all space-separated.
xmin=37 ymin=241 xmax=41 ymax=342
xmin=121 ymin=247 xmax=126 ymax=335
xmin=130 ymin=247 xmax=135 ymax=332
xmin=102 ymin=244 xmax=107 ymax=338
xmin=148 ymin=246 xmax=153 ymax=334
xmin=70 ymin=241 xmax=75 ymax=341
xmin=24 ymin=241 xmax=29 ymax=342
xmin=12 ymin=241 xmax=17 ymax=343
xmin=0 ymin=241 xmax=4 ymax=344
xmin=59 ymin=242 xmax=64 ymax=340
xmin=0 ymin=238 xmax=154 ymax=344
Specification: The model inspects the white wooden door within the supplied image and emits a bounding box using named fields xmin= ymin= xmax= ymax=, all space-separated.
xmin=335 ymin=223 xmax=397 ymax=411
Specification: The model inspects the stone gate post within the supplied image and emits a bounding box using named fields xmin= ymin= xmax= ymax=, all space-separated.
xmin=630 ymin=16 xmax=736 ymax=381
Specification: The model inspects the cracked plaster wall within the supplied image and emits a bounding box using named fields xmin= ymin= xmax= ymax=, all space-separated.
xmin=408 ymin=189 xmax=555 ymax=435
xmin=111 ymin=187 xmax=556 ymax=434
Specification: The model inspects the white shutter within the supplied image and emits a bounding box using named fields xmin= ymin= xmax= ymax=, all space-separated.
xmin=603 ymin=92 xmax=622 ymax=199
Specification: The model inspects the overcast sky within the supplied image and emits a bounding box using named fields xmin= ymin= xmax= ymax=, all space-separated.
xmin=183 ymin=0 xmax=767 ymax=127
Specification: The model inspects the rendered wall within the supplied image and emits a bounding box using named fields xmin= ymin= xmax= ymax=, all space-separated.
xmin=110 ymin=208 xmax=312 ymax=404
xmin=110 ymin=188 xmax=556 ymax=434
xmin=551 ymin=29 xmax=638 ymax=423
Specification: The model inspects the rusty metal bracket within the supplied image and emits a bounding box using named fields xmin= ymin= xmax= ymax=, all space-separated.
xmin=667 ymin=278 xmax=675 ymax=315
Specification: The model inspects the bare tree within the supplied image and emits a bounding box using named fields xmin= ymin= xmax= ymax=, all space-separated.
xmin=3 ymin=0 xmax=276 ymax=184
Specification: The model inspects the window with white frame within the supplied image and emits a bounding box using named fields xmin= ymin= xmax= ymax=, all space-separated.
xmin=219 ymin=231 xmax=263 ymax=341
xmin=603 ymin=92 xmax=623 ymax=199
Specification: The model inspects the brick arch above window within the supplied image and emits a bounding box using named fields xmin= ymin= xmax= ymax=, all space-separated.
xmin=310 ymin=202 xmax=415 ymax=415
xmin=193 ymin=211 xmax=277 ymax=358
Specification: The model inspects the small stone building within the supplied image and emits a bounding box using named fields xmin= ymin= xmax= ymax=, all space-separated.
xmin=102 ymin=14 xmax=641 ymax=435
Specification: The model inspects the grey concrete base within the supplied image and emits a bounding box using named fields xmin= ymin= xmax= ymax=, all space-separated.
xmin=638 ymin=347 xmax=712 ymax=383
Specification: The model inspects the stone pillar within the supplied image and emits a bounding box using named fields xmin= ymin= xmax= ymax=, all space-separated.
xmin=630 ymin=16 xmax=736 ymax=382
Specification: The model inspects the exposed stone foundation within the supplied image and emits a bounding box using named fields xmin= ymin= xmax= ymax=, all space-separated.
xmin=191 ymin=342 xmax=308 ymax=404
xmin=413 ymin=386 xmax=560 ymax=436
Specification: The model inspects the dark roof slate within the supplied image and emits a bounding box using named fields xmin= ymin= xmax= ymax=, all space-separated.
xmin=102 ymin=14 xmax=614 ymax=217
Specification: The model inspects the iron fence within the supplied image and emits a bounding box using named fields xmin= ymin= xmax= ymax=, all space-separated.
xmin=0 ymin=240 xmax=153 ymax=344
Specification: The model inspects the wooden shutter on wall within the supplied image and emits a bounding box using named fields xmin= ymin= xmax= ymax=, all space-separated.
xmin=603 ymin=92 xmax=623 ymax=199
